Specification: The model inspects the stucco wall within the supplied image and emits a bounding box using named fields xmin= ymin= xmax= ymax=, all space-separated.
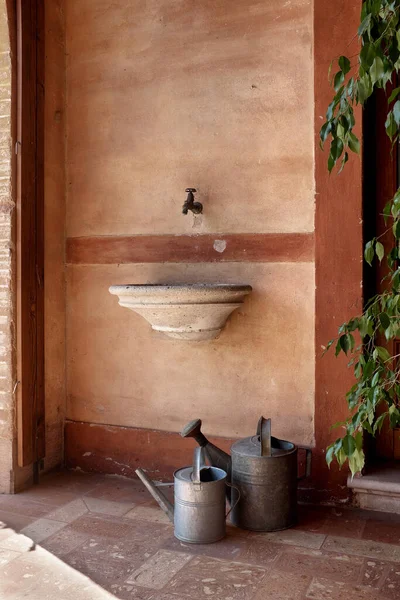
xmin=65 ymin=0 xmax=315 ymax=444
xmin=66 ymin=0 xmax=314 ymax=237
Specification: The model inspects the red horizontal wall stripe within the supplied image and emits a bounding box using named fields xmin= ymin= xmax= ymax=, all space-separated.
xmin=66 ymin=233 xmax=315 ymax=264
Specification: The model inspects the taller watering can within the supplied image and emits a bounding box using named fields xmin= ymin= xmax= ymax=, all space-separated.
xmin=181 ymin=416 xmax=312 ymax=532
xmin=135 ymin=447 xmax=227 ymax=544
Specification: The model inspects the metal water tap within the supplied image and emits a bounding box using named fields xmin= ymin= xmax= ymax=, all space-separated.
xmin=182 ymin=188 xmax=203 ymax=215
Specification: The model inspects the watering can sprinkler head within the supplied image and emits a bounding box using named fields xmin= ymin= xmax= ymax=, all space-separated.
xmin=180 ymin=418 xmax=232 ymax=478
xmin=180 ymin=418 xmax=208 ymax=446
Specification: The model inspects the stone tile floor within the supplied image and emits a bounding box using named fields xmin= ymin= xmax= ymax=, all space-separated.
xmin=1 ymin=470 xmax=400 ymax=599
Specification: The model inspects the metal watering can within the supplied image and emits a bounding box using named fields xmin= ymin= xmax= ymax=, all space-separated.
xmin=181 ymin=416 xmax=312 ymax=532
xmin=135 ymin=447 xmax=228 ymax=544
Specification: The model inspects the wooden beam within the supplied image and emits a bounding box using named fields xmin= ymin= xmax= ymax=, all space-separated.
xmin=16 ymin=0 xmax=45 ymax=467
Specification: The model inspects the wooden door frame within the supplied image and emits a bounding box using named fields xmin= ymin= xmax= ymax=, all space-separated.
xmin=16 ymin=0 xmax=45 ymax=469
xmin=313 ymin=0 xmax=364 ymax=503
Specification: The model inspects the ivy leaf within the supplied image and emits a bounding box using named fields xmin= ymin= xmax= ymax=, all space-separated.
xmin=375 ymin=241 xmax=384 ymax=262
xmin=348 ymin=448 xmax=365 ymax=477
xmin=338 ymin=55 xmax=351 ymax=75
xmin=389 ymin=405 xmax=400 ymax=428
xmin=347 ymin=80 xmax=355 ymax=101
xmin=328 ymin=152 xmax=335 ymax=173
xmin=392 ymin=269 xmax=400 ymax=290
xmin=326 ymin=444 xmax=335 ymax=468
xmin=393 ymin=220 xmax=400 ymax=239
xmin=383 ymin=200 xmax=392 ymax=224
xmin=358 ymin=13 xmax=371 ymax=37
xmin=363 ymin=420 xmax=373 ymax=435
xmin=363 ymin=359 xmax=375 ymax=379
xmin=324 ymin=339 xmax=334 ymax=353
xmin=330 ymin=138 xmax=344 ymax=161
xmin=380 ymin=312 xmax=390 ymax=329
xmin=388 ymin=86 xmax=400 ymax=103
xmin=337 ymin=448 xmax=347 ymax=468
xmin=371 ymin=371 xmax=380 ymax=386
xmin=348 ymin=333 xmax=355 ymax=351
xmin=339 ymin=334 xmax=354 ymax=355
xmin=364 ymin=241 xmax=375 ymax=266
xmin=360 ymin=43 xmax=376 ymax=69
xmin=339 ymin=334 xmax=350 ymax=355
xmin=326 ymin=100 xmax=335 ymax=120
xmin=385 ymin=111 xmax=397 ymax=140
xmin=358 ymin=74 xmax=373 ymax=104
xmin=334 ymin=70 xmax=345 ymax=92
xmin=338 ymin=152 xmax=349 ymax=174
xmin=347 ymin=318 xmax=359 ymax=332
xmin=320 ymin=121 xmax=332 ymax=144
xmin=393 ymin=101 xmax=400 ymax=126
xmin=359 ymin=317 xmax=369 ymax=338
xmin=376 ymin=346 xmax=391 ymax=362
xmin=348 ymin=132 xmax=360 ymax=154
xmin=342 ymin=434 xmax=356 ymax=456
xmin=373 ymin=413 xmax=387 ymax=434
xmin=370 ymin=56 xmax=384 ymax=84
xmin=336 ymin=122 xmax=346 ymax=139
xmin=385 ymin=324 xmax=393 ymax=341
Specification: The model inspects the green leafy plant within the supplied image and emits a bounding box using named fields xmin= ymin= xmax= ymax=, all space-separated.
xmin=321 ymin=0 xmax=400 ymax=475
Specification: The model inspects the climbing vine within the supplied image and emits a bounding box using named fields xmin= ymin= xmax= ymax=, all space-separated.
xmin=321 ymin=0 xmax=400 ymax=475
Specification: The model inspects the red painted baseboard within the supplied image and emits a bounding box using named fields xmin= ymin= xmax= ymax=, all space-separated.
xmin=64 ymin=420 xmax=234 ymax=481
xmin=64 ymin=419 xmax=350 ymax=505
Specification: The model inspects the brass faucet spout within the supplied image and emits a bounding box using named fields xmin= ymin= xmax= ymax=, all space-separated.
xmin=182 ymin=188 xmax=203 ymax=215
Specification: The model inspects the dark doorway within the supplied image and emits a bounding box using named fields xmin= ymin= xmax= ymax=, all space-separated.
xmin=363 ymin=85 xmax=400 ymax=461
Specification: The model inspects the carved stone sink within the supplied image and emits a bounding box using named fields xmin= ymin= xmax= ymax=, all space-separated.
xmin=109 ymin=284 xmax=252 ymax=341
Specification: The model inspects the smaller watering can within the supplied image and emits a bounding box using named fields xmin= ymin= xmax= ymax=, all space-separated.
xmin=136 ymin=447 xmax=228 ymax=544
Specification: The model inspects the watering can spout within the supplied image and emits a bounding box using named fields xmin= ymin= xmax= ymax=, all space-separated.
xmin=135 ymin=468 xmax=174 ymax=523
xmin=181 ymin=419 xmax=232 ymax=478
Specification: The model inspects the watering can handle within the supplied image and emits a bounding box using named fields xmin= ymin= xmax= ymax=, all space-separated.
xmin=192 ymin=446 xmax=206 ymax=484
xmin=259 ymin=417 xmax=272 ymax=457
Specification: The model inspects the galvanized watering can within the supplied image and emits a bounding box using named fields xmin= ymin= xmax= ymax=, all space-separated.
xmin=181 ymin=416 xmax=312 ymax=532
xmin=136 ymin=447 xmax=228 ymax=544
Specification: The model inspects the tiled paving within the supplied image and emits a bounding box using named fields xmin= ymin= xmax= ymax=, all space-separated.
xmin=0 ymin=471 xmax=400 ymax=599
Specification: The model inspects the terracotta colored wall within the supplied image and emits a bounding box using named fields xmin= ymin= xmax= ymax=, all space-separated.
xmin=64 ymin=2 xmax=315 ymax=446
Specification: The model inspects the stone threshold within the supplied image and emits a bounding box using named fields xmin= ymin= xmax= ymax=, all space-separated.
xmin=348 ymin=461 xmax=400 ymax=514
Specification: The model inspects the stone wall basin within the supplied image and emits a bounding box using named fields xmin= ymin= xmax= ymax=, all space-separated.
xmin=109 ymin=284 xmax=252 ymax=341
